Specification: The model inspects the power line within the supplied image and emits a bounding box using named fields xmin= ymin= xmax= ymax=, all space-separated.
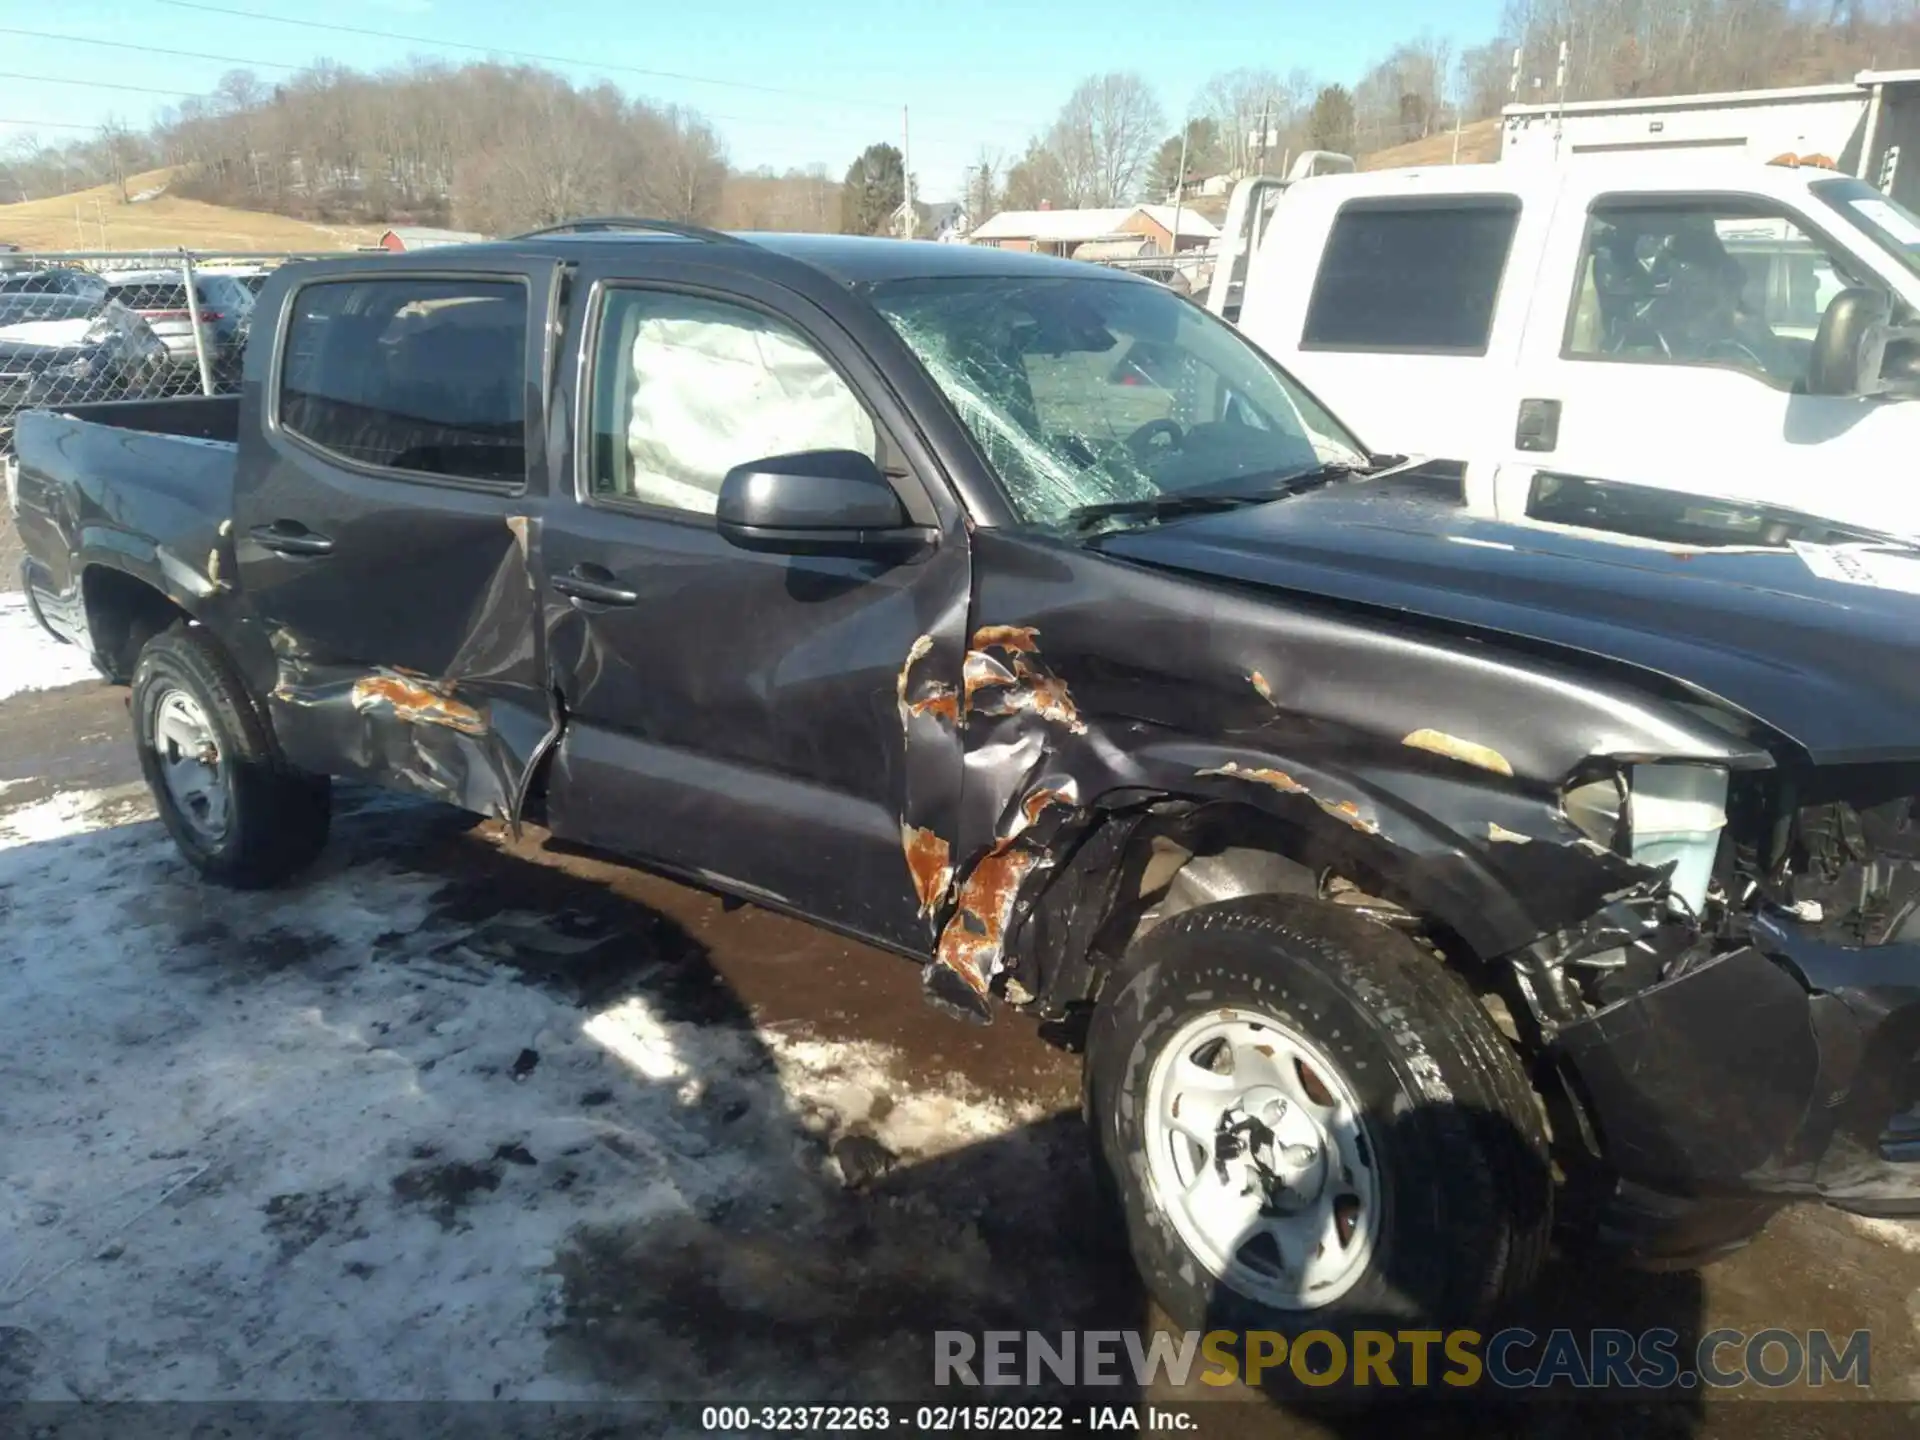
xmin=0 ymin=71 xmax=205 ymax=99
xmin=0 ymin=26 xmax=302 ymax=73
xmin=0 ymin=117 xmax=97 ymax=131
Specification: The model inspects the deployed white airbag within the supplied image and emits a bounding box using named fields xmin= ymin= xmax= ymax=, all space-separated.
xmin=626 ymin=301 xmax=875 ymax=514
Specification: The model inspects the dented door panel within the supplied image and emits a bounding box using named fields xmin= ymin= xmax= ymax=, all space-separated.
xmin=234 ymin=256 xmax=563 ymax=820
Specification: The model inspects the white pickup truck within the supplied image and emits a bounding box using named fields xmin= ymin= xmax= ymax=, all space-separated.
xmin=1206 ymin=152 xmax=1920 ymax=539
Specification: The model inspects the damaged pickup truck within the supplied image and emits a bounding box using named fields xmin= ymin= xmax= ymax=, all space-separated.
xmin=12 ymin=223 xmax=1920 ymax=1336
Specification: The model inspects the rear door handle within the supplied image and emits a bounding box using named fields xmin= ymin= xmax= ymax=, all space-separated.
xmin=551 ymin=564 xmax=638 ymax=607
xmin=249 ymin=520 xmax=334 ymax=557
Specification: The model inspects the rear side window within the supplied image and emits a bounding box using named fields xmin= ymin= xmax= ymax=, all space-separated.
xmin=109 ymin=282 xmax=190 ymax=312
xmin=1302 ymin=199 xmax=1520 ymax=354
xmin=278 ymin=277 xmax=527 ymax=485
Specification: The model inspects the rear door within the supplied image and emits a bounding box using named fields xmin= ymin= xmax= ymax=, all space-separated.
xmin=1238 ymin=183 xmax=1531 ymax=461
xmin=234 ymin=257 xmax=563 ymax=822
xmin=537 ymin=253 xmax=972 ymax=953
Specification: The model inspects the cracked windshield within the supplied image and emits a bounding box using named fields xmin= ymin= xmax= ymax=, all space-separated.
xmin=875 ymin=276 xmax=1363 ymax=526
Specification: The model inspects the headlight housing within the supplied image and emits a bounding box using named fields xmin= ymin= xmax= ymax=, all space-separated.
xmin=1562 ymin=764 xmax=1729 ymax=915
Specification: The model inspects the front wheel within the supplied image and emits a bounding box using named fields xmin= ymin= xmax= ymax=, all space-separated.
xmin=131 ymin=622 xmax=331 ymax=887
xmin=1084 ymin=895 xmax=1551 ymax=1338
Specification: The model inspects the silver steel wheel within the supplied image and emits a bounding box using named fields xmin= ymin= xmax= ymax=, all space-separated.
xmin=151 ymin=686 xmax=230 ymax=845
xmin=1142 ymin=1006 xmax=1381 ymax=1310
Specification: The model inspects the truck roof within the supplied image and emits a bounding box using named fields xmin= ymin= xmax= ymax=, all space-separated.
xmin=415 ymin=230 xmax=1154 ymax=289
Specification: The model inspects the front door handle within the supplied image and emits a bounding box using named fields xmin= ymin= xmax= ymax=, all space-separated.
xmin=249 ymin=520 xmax=335 ymax=556
xmin=551 ymin=564 xmax=638 ymax=607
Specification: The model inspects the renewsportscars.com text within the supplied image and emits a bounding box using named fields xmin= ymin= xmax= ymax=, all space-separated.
xmin=934 ymin=1327 xmax=1871 ymax=1391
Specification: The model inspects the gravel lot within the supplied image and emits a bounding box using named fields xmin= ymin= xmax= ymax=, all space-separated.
xmin=3 ymin=596 xmax=1920 ymax=1437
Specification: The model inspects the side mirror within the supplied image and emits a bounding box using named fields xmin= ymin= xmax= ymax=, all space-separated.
xmin=716 ymin=449 xmax=934 ymax=560
xmin=1806 ymin=287 xmax=1892 ymax=396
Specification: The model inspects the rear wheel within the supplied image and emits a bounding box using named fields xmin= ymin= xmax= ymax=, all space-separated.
xmin=132 ymin=623 xmax=330 ymax=887
xmin=1085 ymin=895 xmax=1551 ymax=1339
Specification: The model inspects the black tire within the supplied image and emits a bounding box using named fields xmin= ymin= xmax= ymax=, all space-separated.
xmin=131 ymin=622 xmax=331 ymax=887
xmin=1084 ymin=894 xmax=1551 ymax=1342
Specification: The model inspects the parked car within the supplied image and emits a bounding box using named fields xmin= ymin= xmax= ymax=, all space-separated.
xmin=12 ymin=229 xmax=1920 ymax=1340
xmin=0 ymin=293 xmax=169 ymax=449
xmin=99 ymin=269 xmax=250 ymax=381
xmin=0 ymin=265 xmax=108 ymax=301
xmin=1208 ymin=151 xmax=1920 ymax=539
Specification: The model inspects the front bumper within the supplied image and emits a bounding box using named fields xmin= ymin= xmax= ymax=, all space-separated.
xmin=1554 ymin=911 xmax=1920 ymax=1216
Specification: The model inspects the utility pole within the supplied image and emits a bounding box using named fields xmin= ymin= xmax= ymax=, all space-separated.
xmin=901 ymin=105 xmax=915 ymax=239
xmin=1553 ymin=40 xmax=1570 ymax=161
xmin=1254 ymin=96 xmax=1272 ymax=175
xmin=1168 ymin=120 xmax=1189 ymax=273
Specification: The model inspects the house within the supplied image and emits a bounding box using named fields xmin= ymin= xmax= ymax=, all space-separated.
xmin=968 ymin=205 xmax=1220 ymax=258
xmin=890 ymin=199 xmax=969 ymax=242
xmin=378 ymin=226 xmax=487 ymax=252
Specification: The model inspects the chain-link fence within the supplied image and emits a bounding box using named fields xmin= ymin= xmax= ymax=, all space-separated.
xmin=0 ymin=248 xmax=353 ymax=454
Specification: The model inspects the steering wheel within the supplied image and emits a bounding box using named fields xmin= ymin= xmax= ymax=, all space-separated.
xmin=1126 ymin=418 xmax=1185 ymax=459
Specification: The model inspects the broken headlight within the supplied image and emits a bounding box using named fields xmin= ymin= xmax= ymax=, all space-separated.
xmin=1563 ymin=764 xmax=1730 ymax=915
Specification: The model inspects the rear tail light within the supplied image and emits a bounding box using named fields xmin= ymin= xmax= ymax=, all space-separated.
xmin=199 ymin=310 xmax=222 ymax=323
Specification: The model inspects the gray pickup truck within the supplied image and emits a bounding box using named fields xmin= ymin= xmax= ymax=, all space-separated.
xmin=11 ymin=219 xmax=1920 ymax=1343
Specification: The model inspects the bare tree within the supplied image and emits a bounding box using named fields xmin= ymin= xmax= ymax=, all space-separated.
xmin=1001 ymin=137 xmax=1071 ymax=211
xmin=1049 ymin=72 xmax=1166 ymax=206
xmin=1196 ymin=68 xmax=1288 ymax=177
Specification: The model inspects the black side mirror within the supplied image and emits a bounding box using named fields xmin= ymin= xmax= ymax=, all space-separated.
xmin=716 ymin=449 xmax=934 ymax=560
xmin=1806 ymin=287 xmax=1892 ymax=396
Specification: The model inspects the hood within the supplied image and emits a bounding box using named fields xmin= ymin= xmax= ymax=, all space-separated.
xmin=1098 ymin=480 xmax=1920 ymax=765
xmin=0 ymin=317 xmax=93 ymax=349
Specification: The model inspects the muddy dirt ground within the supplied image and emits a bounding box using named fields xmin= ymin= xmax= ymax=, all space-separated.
xmin=4 ymin=668 xmax=1920 ymax=1438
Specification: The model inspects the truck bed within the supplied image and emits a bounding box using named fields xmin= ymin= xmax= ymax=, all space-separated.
xmin=11 ymin=396 xmax=242 ymax=653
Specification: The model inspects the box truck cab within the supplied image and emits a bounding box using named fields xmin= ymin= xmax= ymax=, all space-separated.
xmin=1209 ymin=153 xmax=1920 ymax=538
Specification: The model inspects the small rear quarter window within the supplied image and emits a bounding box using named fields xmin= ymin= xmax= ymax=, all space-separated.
xmin=1302 ymin=198 xmax=1520 ymax=354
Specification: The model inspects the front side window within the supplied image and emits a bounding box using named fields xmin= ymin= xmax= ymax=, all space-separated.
xmin=587 ymin=289 xmax=877 ymax=515
xmin=278 ymin=278 xmax=527 ymax=483
xmin=872 ymin=274 xmax=1364 ymax=526
xmin=1302 ymin=199 xmax=1519 ymax=353
xmin=1565 ymin=199 xmax=1863 ymax=389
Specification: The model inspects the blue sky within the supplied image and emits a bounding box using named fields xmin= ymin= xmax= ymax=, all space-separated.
xmin=0 ymin=0 xmax=1504 ymax=200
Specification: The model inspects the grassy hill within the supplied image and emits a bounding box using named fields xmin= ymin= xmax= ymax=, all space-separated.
xmin=1360 ymin=118 xmax=1504 ymax=170
xmin=0 ymin=169 xmax=380 ymax=253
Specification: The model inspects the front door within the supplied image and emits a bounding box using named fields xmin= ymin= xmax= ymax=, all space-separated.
xmin=1509 ymin=192 xmax=1920 ymax=535
xmin=538 ymin=258 xmax=972 ymax=953
xmin=234 ymin=259 xmax=561 ymax=820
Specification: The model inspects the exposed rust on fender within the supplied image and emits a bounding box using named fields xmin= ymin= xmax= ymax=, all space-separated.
xmin=960 ymin=625 xmax=1086 ymax=733
xmin=971 ymin=624 xmax=1039 ymax=654
xmin=900 ymin=822 xmax=954 ymax=919
xmin=1197 ymin=761 xmax=1308 ymax=794
xmin=962 ymin=648 xmax=1019 ymax=712
xmin=1402 ymin=728 xmax=1516 ymax=778
xmin=350 ymin=670 xmax=488 ymax=736
xmin=1488 ymin=822 xmax=1532 ymax=844
xmin=1249 ymin=670 xmax=1277 ymax=706
xmin=933 ymin=841 xmax=1041 ymax=997
xmin=1317 ymin=797 xmax=1381 ymax=835
xmin=907 ymin=688 xmax=960 ymax=725
xmin=999 ymin=658 xmax=1088 ymax=734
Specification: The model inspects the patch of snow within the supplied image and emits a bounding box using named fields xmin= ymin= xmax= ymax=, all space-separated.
xmin=0 ymin=783 xmax=1028 ymax=1401
xmin=0 ymin=593 xmax=101 ymax=702
xmin=1844 ymin=1214 xmax=1920 ymax=1255
xmin=0 ymin=782 xmax=149 ymax=849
